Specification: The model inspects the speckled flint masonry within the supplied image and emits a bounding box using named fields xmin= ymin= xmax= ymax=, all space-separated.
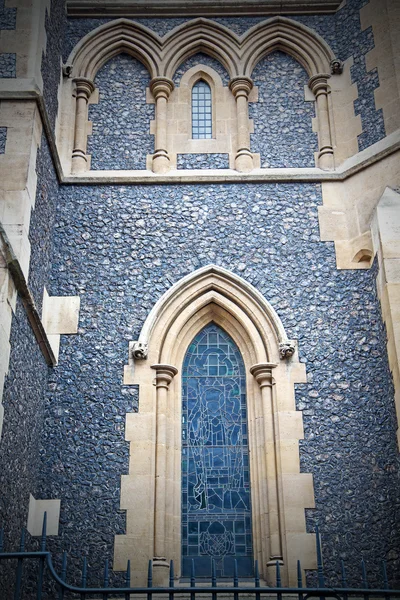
xmin=0 ymin=0 xmax=399 ymax=597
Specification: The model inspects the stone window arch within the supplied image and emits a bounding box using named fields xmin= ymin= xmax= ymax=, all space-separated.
xmin=114 ymin=265 xmax=316 ymax=587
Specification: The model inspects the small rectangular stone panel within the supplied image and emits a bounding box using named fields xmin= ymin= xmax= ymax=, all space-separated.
xmin=177 ymin=153 xmax=229 ymax=169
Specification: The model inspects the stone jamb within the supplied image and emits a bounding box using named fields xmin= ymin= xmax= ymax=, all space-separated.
xmin=115 ymin=266 xmax=315 ymax=586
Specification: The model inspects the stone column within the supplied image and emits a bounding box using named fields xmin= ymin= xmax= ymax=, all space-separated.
xmin=308 ymin=74 xmax=334 ymax=171
xmin=71 ymin=77 xmax=95 ymax=174
xmin=229 ymin=77 xmax=254 ymax=173
xmin=250 ymin=363 xmax=283 ymax=583
xmin=150 ymin=363 xmax=178 ymax=585
xmin=150 ymin=77 xmax=174 ymax=174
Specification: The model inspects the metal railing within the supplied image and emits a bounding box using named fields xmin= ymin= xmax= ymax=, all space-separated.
xmin=1 ymin=513 xmax=399 ymax=600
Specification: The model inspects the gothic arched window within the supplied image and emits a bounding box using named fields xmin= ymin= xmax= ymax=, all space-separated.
xmin=181 ymin=322 xmax=253 ymax=577
xmin=191 ymin=80 xmax=212 ymax=139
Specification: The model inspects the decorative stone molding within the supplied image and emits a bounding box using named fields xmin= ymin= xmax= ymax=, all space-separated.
xmin=279 ymin=340 xmax=296 ymax=359
xmin=60 ymin=16 xmax=338 ymax=174
xmin=116 ymin=265 xmax=315 ymax=586
xmin=131 ymin=341 xmax=148 ymax=360
xmin=150 ymin=363 xmax=178 ymax=584
xmin=71 ymin=77 xmax=95 ymax=173
xmin=66 ymin=1 xmax=344 ymax=18
xmin=229 ymin=77 xmax=255 ymax=172
xmin=149 ymin=77 xmax=174 ymax=174
xmin=249 ymin=363 xmax=284 ymax=577
xmin=308 ymin=73 xmax=334 ymax=170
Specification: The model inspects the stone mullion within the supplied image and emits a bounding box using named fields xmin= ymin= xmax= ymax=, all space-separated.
xmin=250 ymin=363 xmax=282 ymax=585
xmin=151 ymin=363 xmax=178 ymax=584
xmin=308 ymin=74 xmax=334 ymax=170
xmin=72 ymin=78 xmax=95 ymax=174
xmin=150 ymin=77 xmax=174 ymax=174
xmin=229 ymin=77 xmax=255 ymax=173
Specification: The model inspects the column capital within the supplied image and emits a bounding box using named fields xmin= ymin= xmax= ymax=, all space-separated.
xmin=150 ymin=77 xmax=175 ymax=100
xmin=250 ymin=363 xmax=277 ymax=388
xmin=308 ymin=73 xmax=330 ymax=96
xmin=73 ymin=77 xmax=95 ymax=100
xmin=229 ymin=76 xmax=253 ymax=98
xmin=151 ymin=364 xmax=178 ymax=389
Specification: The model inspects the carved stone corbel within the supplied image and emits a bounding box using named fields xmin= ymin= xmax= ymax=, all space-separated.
xmin=279 ymin=340 xmax=296 ymax=359
xmin=131 ymin=341 xmax=148 ymax=360
xmin=330 ymin=58 xmax=343 ymax=75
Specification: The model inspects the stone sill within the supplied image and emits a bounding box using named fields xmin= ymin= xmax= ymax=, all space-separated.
xmin=66 ymin=0 xmax=343 ymax=17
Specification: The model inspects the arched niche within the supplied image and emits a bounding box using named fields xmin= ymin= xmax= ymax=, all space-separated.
xmin=58 ymin=16 xmax=339 ymax=174
xmin=114 ymin=266 xmax=316 ymax=587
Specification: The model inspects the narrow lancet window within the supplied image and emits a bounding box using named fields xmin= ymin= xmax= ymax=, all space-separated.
xmin=192 ymin=80 xmax=212 ymax=139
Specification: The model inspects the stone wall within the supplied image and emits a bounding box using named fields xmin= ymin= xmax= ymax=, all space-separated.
xmin=38 ymin=180 xmax=400 ymax=587
xmin=250 ymin=51 xmax=317 ymax=168
xmin=42 ymin=0 xmax=66 ymax=131
xmin=28 ymin=134 xmax=59 ymax=313
xmin=0 ymin=0 xmax=16 ymax=78
xmin=87 ymin=54 xmax=154 ymax=170
xmin=335 ymin=0 xmax=386 ymax=150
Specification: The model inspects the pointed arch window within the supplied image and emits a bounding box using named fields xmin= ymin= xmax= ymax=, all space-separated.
xmin=192 ymin=80 xmax=212 ymax=139
xmin=181 ymin=323 xmax=253 ymax=577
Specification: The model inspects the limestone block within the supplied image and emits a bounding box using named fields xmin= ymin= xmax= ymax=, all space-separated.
xmin=27 ymin=494 xmax=61 ymax=536
xmin=275 ymin=411 xmax=304 ymax=439
xmin=282 ymin=473 xmax=315 ymax=509
xmin=42 ymin=290 xmax=80 ymax=334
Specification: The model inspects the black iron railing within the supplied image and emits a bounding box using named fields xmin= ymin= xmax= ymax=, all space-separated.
xmin=0 ymin=513 xmax=399 ymax=599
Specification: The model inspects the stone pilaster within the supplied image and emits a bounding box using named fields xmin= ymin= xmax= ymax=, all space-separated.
xmin=150 ymin=77 xmax=174 ymax=174
xmin=229 ymin=77 xmax=255 ymax=173
xmin=71 ymin=77 xmax=95 ymax=174
xmin=150 ymin=363 xmax=178 ymax=584
xmin=308 ymin=74 xmax=334 ymax=171
xmin=250 ymin=363 xmax=284 ymax=583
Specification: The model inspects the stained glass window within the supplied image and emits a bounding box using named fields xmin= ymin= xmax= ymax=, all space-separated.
xmin=192 ymin=80 xmax=212 ymax=139
xmin=182 ymin=323 xmax=253 ymax=578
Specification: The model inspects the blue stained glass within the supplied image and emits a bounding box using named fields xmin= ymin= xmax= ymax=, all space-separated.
xmin=192 ymin=80 xmax=212 ymax=139
xmin=182 ymin=323 xmax=253 ymax=578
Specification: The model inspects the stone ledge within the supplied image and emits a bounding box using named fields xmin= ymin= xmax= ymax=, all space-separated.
xmin=66 ymin=0 xmax=343 ymax=17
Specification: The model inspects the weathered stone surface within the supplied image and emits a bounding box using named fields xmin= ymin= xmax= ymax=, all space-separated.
xmin=0 ymin=53 xmax=16 ymax=78
xmin=177 ymin=153 xmax=229 ymax=169
xmin=87 ymin=53 xmax=154 ymax=170
xmin=0 ymin=126 xmax=6 ymax=153
xmin=39 ymin=181 xmax=400 ymax=587
xmin=250 ymin=51 xmax=317 ymax=168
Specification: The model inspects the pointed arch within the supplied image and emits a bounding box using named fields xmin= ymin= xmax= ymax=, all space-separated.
xmin=242 ymin=17 xmax=335 ymax=77
xmin=66 ymin=18 xmax=162 ymax=80
xmin=137 ymin=264 xmax=290 ymax=365
xmin=115 ymin=266 xmax=316 ymax=587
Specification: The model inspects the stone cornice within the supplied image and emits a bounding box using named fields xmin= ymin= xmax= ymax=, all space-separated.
xmin=66 ymin=0 xmax=343 ymax=17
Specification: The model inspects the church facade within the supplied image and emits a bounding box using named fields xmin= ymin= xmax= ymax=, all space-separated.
xmin=0 ymin=0 xmax=400 ymax=593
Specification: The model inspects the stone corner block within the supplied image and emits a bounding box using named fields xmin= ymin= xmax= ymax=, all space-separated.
xmin=27 ymin=494 xmax=61 ymax=536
